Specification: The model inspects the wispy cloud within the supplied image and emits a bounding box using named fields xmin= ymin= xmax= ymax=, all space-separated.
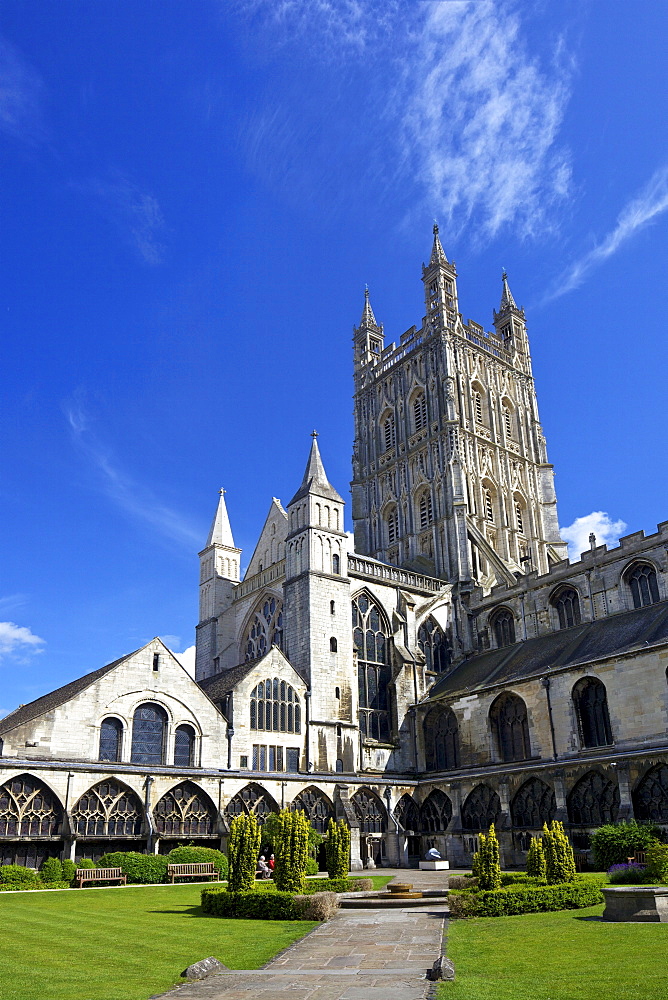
xmin=81 ymin=173 xmax=167 ymax=265
xmin=0 ymin=621 xmax=45 ymax=661
xmin=0 ymin=35 xmax=46 ymax=143
xmin=560 ymin=511 xmax=627 ymax=562
xmin=65 ymin=397 xmax=202 ymax=550
xmin=0 ymin=594 xmax=28 ymax=615
xmin=169 ymin=643 xmax=196 ymax=677
xmin=544 ymin=165 xmax=668 ymax=301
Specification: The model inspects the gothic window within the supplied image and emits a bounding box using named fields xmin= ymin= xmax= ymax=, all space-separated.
xmin=99 ymin=717 xmax=122 ymax=762
xmin=244 ymin=597 xmax=284 ymax=661
xmin=514 ymin=500 xmax=525 ymax=534
xmin=383 ymin=415 xmax=395 ymax=451
xmin=418 ymin=491 xmax=433 ymax=529
xmin=511 ymin=778 xmax=556 ymax=829
xmin=174 ymin=724 xmax=196 ymax=767
xmin=490 ymin=608 xmax=515 ymax=648
xmin=424 ymin=705 xmax=459 ymax=771
xmin=394 ymin=793 xmax=420 ymax=833
xmin=420 ymin=789 xmax=452 ymax=833
xmin=352 ymin=594 xmax=391 ymax=741
xmin=417 ymin=617 xmax=450 ymax=673
xmin=461 ymin=784 xmax=501 ymax=832
xmin=567 ymin=771 xmax=619 ymax=826
xmin=386 ymin=506 xmax=399 ymax=544
xmin=490 ymin=692 xmax=531 ymax=762
xmin=71 ymin=780 xmax=142 ymax=837
xmin=224 ymin=783 xmax=278 ymax=826
xmin=551 ymin=587 xmax=582 ymax=629
xmin=130 ymin=703 xmax=167 ymax=765
xmin=413 ymin=392 xmax=428 ymax=432
xmin=154 ymin=781 xmax=215 ymax=836
xmin=332 ymin=553 xmax=340 ymax=574
xmin=250 ymin=678 xmax=301 ymax=734
xmin=625 ymin=562 xmax=660 ymax=609
xmin=484 ymin=488 xmax=494 ymax=523
xmin=0 ymin=774 xmax=62 ymax=837
xmin=632 ymin=765 xmax=668 ymax=823
xmin=330 ymin=637 xmax=338 ymax=652
xmin=292 ymin=787 xmax=334 ymax=833
xmin=352 ymin=788 xmax=387 ymax=833
xmin=573 ymin=678 xmax=612 ymax=748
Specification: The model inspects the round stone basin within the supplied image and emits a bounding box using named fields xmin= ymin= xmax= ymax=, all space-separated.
xmin=386 ymin=882 xmax=422 ymax=899
xmin=388 ymin=883 xmax=414 ymax=893
xmin=602 ymin=886 xmax=668 ymax=922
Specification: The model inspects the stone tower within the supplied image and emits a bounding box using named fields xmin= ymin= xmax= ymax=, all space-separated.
xmin=351 ymin=227 xmax=567 ymax=595
xmin=195 ymin=489 xmax=242 ymax=680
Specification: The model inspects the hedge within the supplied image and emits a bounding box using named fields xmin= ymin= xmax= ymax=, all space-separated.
xmin=201 ymin=889 xmax=305 ymax=920
xmin=0 ymin=865 xmax=40 ymax=888
xmin=166 ymin=846 xmax=228 ymax=880
xmin=591 ymin=821 xmax=659 ymax=870
xmin=98 ymin=851 xmax=168 ymax=884
xmin=448 ymin=880 xmax=604 ymax=918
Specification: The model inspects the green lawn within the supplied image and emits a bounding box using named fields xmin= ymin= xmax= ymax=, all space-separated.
xmin=0 ymin=883 xmax=317 ymax=1000
xmin=440 ymin=904 xmax=668 ymax=1000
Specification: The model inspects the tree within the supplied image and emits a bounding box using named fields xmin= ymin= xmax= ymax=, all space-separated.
xmin=228 ymin=813 xmax=261 ymax=892
xmin=476 ymin=823 xmax=502 ymax=890
xmin=325 ymin=818 xmax=351 ymax=879
xmin=273 ymin=808 xmax=310 ymax=893
xmin=542 ymin=820 xmax=576 ymax=884
xmin=526 ymin=836 xmax=547 ymax=878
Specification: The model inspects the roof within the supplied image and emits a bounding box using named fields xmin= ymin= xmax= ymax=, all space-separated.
xmin=198 ymin=661 xmax=258 ymax=701
xmin=429 ymin=600 xmax=668 ymax=701
xmin=0 ymin=649 xmax=138 ymax=735
xmin=288 ymin=436 xmax=343 ymax=506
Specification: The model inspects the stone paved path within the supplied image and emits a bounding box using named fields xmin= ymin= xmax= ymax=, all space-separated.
xmin=156 ymin=870 xmax=448 ymax=1000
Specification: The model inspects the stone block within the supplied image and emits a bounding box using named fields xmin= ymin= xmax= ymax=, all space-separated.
xmin=419 ymin=860 xmax=449 ymax=870
xmin=427 ymin=955 xmax=455 ymax=981
xmin=181 ymin=956 xmax=229 ymax=980
xmin=602 ymin=887 xmax=668 ymax=922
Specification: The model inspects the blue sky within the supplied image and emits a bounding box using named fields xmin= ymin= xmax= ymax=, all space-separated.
xmin=1 ymin=1 xmax=666 ymax=713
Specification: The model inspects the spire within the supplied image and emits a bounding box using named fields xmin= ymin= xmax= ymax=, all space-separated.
xmin=359 ymin=286 xmax=379 ymax=329
xmin=205 ymin=488 xmax=235 ymax=547
xmin=288 ymin=433 xmax=344 ymax=506
xmin=499 ymin=270 xmax=517 ymax=312
xmin=429 ymin=223 xmax=448 ymax=267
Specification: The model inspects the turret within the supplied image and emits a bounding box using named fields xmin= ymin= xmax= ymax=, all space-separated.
xmin=195 ymin=490 xmax=242 ymax=680
xmin=353 ymin=288 xmax=384 ymax=369
xmin=422 ymin=224 xmax=459 ymax=330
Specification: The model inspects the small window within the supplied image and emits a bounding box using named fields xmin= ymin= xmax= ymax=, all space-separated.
xmin=240 ymin=755 xmax=248 ymax=768
xmin=515 ymin=501 xmax=524 ymax=534
xmin=99 ymin=718 xmax=122 ymax=763
xmin=491 ymin=608 xmax=515 ymax=648
xmin=332 ymin=554 xmax=340 ymax=574
xmin=330 ymin=637 xmax=338 ymax=652
xmin=335 ymin=686 xmax=340 ymax=699
xmin=474 ymin=392 xmax=483 ymax=423
xmin=152 ymin=653 xmax=160 ymax=671
xmin=484 ymin=489 xmax=494 ymax=523
xmin=336 ymin=758 xmax=344 ymax=773
xmin=504 ymin=407 xmax=512 ymax=437
xmin=330 ymin=600 xmax=336 ymax=614
xmin=336 ymin=724 xmax=342 ymax=739
xmin=286 ymin=748 xmax=300 ymax=772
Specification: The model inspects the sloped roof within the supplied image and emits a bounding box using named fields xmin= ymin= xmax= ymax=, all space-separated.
xmin=288 ymin=437 xmax=343 ymax=506
xmin=0 ymin=649 xmax=138 ymax=735
xmin=429 ymin=600 xmax=668 ymax=701
xmin=198 ymin=661 xmax=258 ymax=701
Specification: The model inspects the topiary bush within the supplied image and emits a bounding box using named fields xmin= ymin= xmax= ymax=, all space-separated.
xmin=166 ymin=846 xmax=228 ymax=880
xmin=542 ymin=821 xmax=576 ymax=884
xmin=202 ymin=888 xmax=323 ymax=920
xmin=325 ymin=818 xmax=350 ymax=879
xmin=61 ymin=859 xmax=76 ymax=884
xmin=98 ymin=851 xmax=168 ymax=884
xmin=306 ymin=857 xmax=319 ymax=876
xmin=591 ymin=820 xmax=660 ymax=871
xmin=274 ymin=808 xmax=310 ymax=894
xmin=608 ymin=863 xmax=650 ymax=885
xmin=0 ymin=864 xmax=40 ymax=888
xmin=448 ymin=880 xmax=604 ymax=918
xmin=39 ymin=857 xmax=63 ymax=883
xmin=474 ymin=824 xmax=501 ymax=891
xmin=228 ymin=812 xmax=261 ymax=892
xmin=526 ymin=836 xmax=547 ymax=879
xmin=293 ymin=891 xmax=339 ymax=921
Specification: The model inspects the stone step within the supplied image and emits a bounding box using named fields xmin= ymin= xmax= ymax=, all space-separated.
xmin=340 ymin=891 xmax=450 ymax=909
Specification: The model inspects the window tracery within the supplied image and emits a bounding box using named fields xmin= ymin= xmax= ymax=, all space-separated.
xmin=625 ymin=562 xmax=660 ymax=609
xmin=424 ymin=705 xmax=459 ymax=771
xmin=511 ymin=778 xmax=556 ymax=829
xmin=174 ymin=724 xmax=196 ymax=767
xmin=71 ymin=780 xmax=142 ymax=837
xmin=490 ymin=608 xmax=515 ymax=647
xmin=420 ymin=789 xmax=452 ymax=833
xmin=418 ymin=491 xmax=433 ymax=529
xmin=292 ymin=787 xmax=334 ymax=833
xmin=244 ymin=597 xmax=284 ymax=661
xmin=224 ymin=784 xmax=277 ymax=826
xmin=99 ymin=717 xmax=123 ymax=762
xmin=250 ymin=678 xmax=301 ymax=734
xmin=567 ymin=771 xmax=619 ymax=826
xmin=0 ymin=774 xmax=62 ymax=837
xmin=130 ymin=703 xmax=167 ymax=765
xmin=461 ymin=784 xmax=501 ymax=832
xmin=154 ymin=781 xmax=215 ymax=836
xmin=352 ymin=789 xmax=387 ymax=833
xmin=632 ymin=765 xmax=668 ymax=823
xmin=393 ymin=793 xmax=420 ymax=833
xmin=353 ymin=594 xmax=391 ymax=741
xmin=490 ymin=692 xmax=530 ymax=762
xmin=572 ymin=678 xmax=612 ymax=748
xmin=551 ymin=587 xmax=581 ymax=629
xmin=418 ymin=618 xmax=450 ymax=674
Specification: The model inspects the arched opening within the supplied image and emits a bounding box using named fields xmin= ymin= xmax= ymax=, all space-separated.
xmin=383 ymin=412 xmax=396 ymax=451
xmin=489 ymin=607 xmax=515 ymax=648
xmin=394 ymin=793 xmax=422 ymax=862
xmin=567 ymin=770 xmax=619 ymax=827
xmin=352 ymin=593 xmax=391 ymax=742
xmin=490 ymin=692 xmax=530 ymax=762
xmin=0 ymin=774 xmax=63 ymax=867
xmin=461 ymin=784 xmax=501 ymax=832
xmin=71 ymin=779 xmax=143 ymax=860
xmin=174 ymin=724 xmax=196 ymax=767
xmin=423 ymin=705 xmax=459 ymax=771
xmin=332 ymin=553 xmax=340 ymax=574
xmin=511 ymin=778 xmax=556 ymax=830
xmin=154 ymin=781 xmax=216 ymax=842
xmin=417 ymin=617 xmax=450 ymax=673
xmin=352 ymin=788 xmax=387 ymax=868
xmin=131 ymin=703 xmax=167 ymax=765
xmin=572 ymin=677 xmax=612 ymax=748
xmin=416 ymin=490 xmax=433 ymax=529
xmin=413 ymin=391 xmax=428 ymax=432
xmin=385 ymin=505 xmax=399 ymax=545
xmin=551 ymin=586 xmax=582 ymax=629
xmin=625 ymin=562 xmax=660 ymax=609
xmin=244 ymin=595 xmax=284 ymax=661
xmin=420 ymin=789 xmax=452 ymax=834
xmin=292 ymin=787 xmax=334 ymax=834
xmin=99 ymin=717 xmax=123 ymax=762
xmin=632 ymin=765 xmax=668 ymax=823
xmin=224 ymin=783 xmax=278 ymax=827
xmin=330 ymin=637 xmax=338 ymax=653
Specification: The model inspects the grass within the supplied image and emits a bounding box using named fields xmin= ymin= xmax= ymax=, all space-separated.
xmin=0 ymin=882 xmax=317 ymax=1000
xmin=439 ymin=903 xmax=668 ymax=1000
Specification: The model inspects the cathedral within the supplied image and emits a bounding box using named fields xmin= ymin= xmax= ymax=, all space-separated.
xmin=1 ymin=228 xmax=667 ymax=871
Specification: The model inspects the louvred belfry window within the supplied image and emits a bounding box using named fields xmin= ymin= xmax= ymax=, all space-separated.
xmin=353 ymin=594 xmax=391 ymax=741
xmin=413 ymin=392 xmax=427 ymax=432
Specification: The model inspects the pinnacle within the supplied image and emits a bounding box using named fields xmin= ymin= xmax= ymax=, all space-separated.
xmin=288 ymin=436 xmax=343 ymax=506
xmin=205 ymin=489 xmax=235 ymax=547
xmin=499 ymin=270 xmax=518 ymax=312
xmin=429 ymin=223 xmax=448 ymax=267
xmin=360 ymin=286 xmax=378 ymax=328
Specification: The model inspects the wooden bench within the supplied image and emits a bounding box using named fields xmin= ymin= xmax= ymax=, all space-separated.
xmin=167 ymin=862 xmax=220 ymax=884
xmin=75 ymin=867 xmax=127 ymax=888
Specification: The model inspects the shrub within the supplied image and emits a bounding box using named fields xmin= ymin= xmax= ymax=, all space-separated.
xmin=166 ymin=846 xmax=228 ymax=880
xmin=608 ymin=863 xmax=650 ymax=885
xmin=274 ymin=808 xmax=310 ymax=894
xmin=202 ymin=888 xmax=330 ymax=920
xmin=526 ymin=836 xmax=547 ymax=879
xmin=350 ymin=877 xmax=373 ymax=891
xmin=448 ymin=875 xmax=477 ymax=891
xmin=228 ymin=812 xmax=261 ymax=892
xmin=306 ymin=857 xmax=319 ymax=876
xmin=61 ymin=859 xmax=76 ymax=884
xmin=325 ymin=818 xmax=350 ymax=879
xmin=75 ymin=859 xmax=97 ymax=869
xmin=293 ymin=891 xmax=339 ymax=921
xmin=448 ymin=880 xmax=604 ymax=918
xmin=543 ymin=821 xmax=576 ymax=884
xmin=590 ymin=820 xmax=659 ymax=871
xmin=98 ymin=851 xmax=168 ymax=884
xmin=39 ymin=857 xmax=63 ymax=883
xmin=645 ymin=841 xmax=668 ymax=883
xmin=40 ymin=880 xmax=73 ymax=890
xmin=0 ymin=864 xmax=40 ymax=888
xmin=500 ymin=873 xmax=547 ymax=887
xmin=474 ymin=825 xmax=501 ymax=891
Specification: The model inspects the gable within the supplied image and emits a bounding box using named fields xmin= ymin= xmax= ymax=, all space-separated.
xmin=245 ymin=499 xmax=288 ymax=578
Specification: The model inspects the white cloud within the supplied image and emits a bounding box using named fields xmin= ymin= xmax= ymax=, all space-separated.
xmin=560 ymin=511 xmax=627 ymax=562
xmin=0 ymin=36 xmax=46 ymax=143
xmin=82 ymin=173 xmax=167 ymax=265
xmin=172 ymin=644 xmax=196 ymax=677
xmin=544 ymin=165 xmax=668 ymax=301
xmin=0 ymin=621 xmax=45 ymax=660
xmin=65 ymin=398 xmax=202 ymax=550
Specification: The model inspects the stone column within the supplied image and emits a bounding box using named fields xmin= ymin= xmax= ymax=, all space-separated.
xmin=551 ymin=770 xmax=568 ymax=823
xmin=445 ymin=782 xmax=466 ymax=867
xmin=335 ymin=783 xmax=362 ymax=871
xmin=615 ymin=763 xmax=634 ymax=821
xmin=497 ymin=778 xmax=511 ymax=867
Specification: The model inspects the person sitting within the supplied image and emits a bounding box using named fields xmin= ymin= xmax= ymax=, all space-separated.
xmin=256 ymin=855 xmax=272 ymax=879
xmin=268 ymin=853 xmax=275 ymax=871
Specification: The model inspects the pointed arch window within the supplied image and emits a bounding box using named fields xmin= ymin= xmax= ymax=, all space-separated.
xmin=490 ymin=692 xmax=531 ymax=762
xmin=99 ymin=717 xmax=123 ymax=762
xmin=424 ymin=705 xmax=459 ymax=770
xmin=567 ymin=771 xmax=619 ymax=826
xmin=573 ymin=677 xmax=612 ymax=748
xmin=352 ymin=788 xmax=387 ymax=833
xmin=417 ymin=617 xmax=450 ymax=673
xmin=625 ymin=562 xmax=660 ymax=609
xmin=394 ymin=793 xmax=420 ymax=833
xmin=383 ymin=414 xmax=396 ymax=451
xmin=514 ymin=499 xmax=525 ymax=534
xmin=420 ymin=789 xmax=452 ymax=833
xmin=418 ymin=491 xmax=433 ymax=529
xmin=551 ymin=587 xmax=581 ymax=629
xmin=224 ymin=783 xmax=277 ymax=826
xmin=154 ymin=781 xmax=215 ymax=836
xmin=504 ymin=406 xmax=513 ymax=437
xmin=632 ymin=765 xmax=668 ymax=823
xmin=72 ymin=779 xmax=142 ymax=837
xmin=292 ymin=787 xmax=334 ymax=833
xmin=511 ymin=778 xmax=556 ymax=829
xmin=462 ymin=784 xmax=501 ymax=832
xmin=250 ymin=678 xmax=301 ymax=734
xmin=244 ymin=597 xmax=283 ymax=661
xmin=174 ymin=724 xmax=196 ymax=767
xmin=413 ymin=392 xmax=428 ymax=432
xmin=131 ymin=703 xmax=167 ymax=765
xmin=490 ymin=607 xmax=515 ymax=648
xmin=484 ymin=488 xmax=494 ymax=523
xmin=332 ymin=553 xmax=340 ymax=574
xmin=352 ymin=594 xmax=391 ymax=741
xmin=0 ymin=774 xmax=62 ymax=837
xmin=474 ymin=391 xmax=483 ymax=423
xmin=386 ymin=506 xmax=399 ymax=544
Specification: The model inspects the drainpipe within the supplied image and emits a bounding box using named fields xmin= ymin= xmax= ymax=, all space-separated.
xmin=541 ymin=675 xmax=558 ymax=759
xmin=226 ymin=692 xmax=234 ymax=770
xmin=144 ymin=775 xmax=155 ymax=853
xmin=305 ymin=688 xmax=312 ymax=773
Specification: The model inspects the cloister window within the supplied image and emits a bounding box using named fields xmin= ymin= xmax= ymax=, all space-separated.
xmin=394 ymin=793 xmax=420 ymax=833
xmin=573 ymin=677 xmax=612 ymax=748
xmin=154 ymin=781 xmax=214 ymax=836
xmin=383 ymin=415 xmax=396 ymax=451
xmin=174 ymin=724 xmax=196 ymax=767
xmin=71 ymin=779 xmax=142 ymax=837
xmin=352 ymin=789 xmax=387 ymax=833
xmin=224 ymin=783 xmax=277 ymax=826
xmin=292 ymin=787 xmax=334 ymax=833
xmin=244 ymin=597 xmax=284 ymax=661
xmin=567 ymin=770 xmax=619 ymax=827
xmin=130 ymin=703 xmax=167 ymax=765
xmin=625 ymin=562 xmax=660 ymax=609
xmin=462 ymin=784 xmax=501 ymax=832
xmin=250 ymin=678 xmax=301 ymax=734
xmin=386 ymin=506 xmax=399 ymax=544
xmin=490 ymin=692 xmax=531 ymax=762
xmin=511 ymin=778 xmax=556 ymax=829
xmin=99 ymin=717 xmax=122 ymax=762
xmin=552 ymin=587 xmax=581 ymax=629
xmin=632 ymin=765 xmax=668 ymax=824
xmin=417 ymin=617 xmax=450 ymax=673
xmin=0 ymin=774 xmax=62 ymax=837
xmin=424 ymin=705 xmax=459 ymax=771
xmin=490 ymin=608 xmax=515 ymax=647
xmin=421 ymin=789 xmax=452 ymax=833
xmin=418 ymin=491 xmax=433 ymax=529
xmin=413 ymin=392 xmax=428 ymax=432
xmin=353 ymin=593 xmax=391 ymax=741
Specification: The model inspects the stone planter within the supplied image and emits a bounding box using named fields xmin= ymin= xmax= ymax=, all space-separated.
xmin=602 ymin=886 xmax=668 ymax=922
